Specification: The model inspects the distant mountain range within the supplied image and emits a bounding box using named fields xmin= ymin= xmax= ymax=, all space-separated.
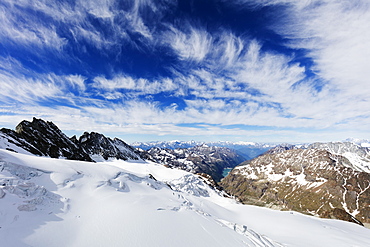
xmin=132 ymin=140 xmax=274 ymax=160
xmin=143 ymin=144 xmax=246 ymax=182
xmin=1 ymin=118 xmax=370 ymax=226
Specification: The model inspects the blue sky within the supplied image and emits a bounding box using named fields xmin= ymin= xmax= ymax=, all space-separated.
xmin=1 ymin=0 xmax=370 ymax=143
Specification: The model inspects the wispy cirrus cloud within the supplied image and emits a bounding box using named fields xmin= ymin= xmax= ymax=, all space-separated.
xmin=0 ymin=0 xmax=164 ymax=55
xmin=0 ymin=2 xmax=67 ymax=50
xmin=1 ymin=0 xmax=370 ymax=143
xmin=164 ymin=26 xmax=213 ymax=63
xmin=229 ymin=0 xmax=370 ymax=121
xmin=0 ymin=56 xmax=89 ymax=105
xmin=92 ymin=75 xmax=177 ymax=97
xmin=163 ymin=27 xmax=246 ymax=68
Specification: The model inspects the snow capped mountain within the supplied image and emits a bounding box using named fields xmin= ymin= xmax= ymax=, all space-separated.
xmin=132 ymin=140 xmax=274 ymax=160
xmin=145 ymin=144 xmax=246 ymax=182
xmin=259 ymin=141 xmax=370 ymax=173
xmin=308 ymin=142 xmax=370 ymax=173
xmin=0 ymin=119 xmax=253 ymax=183
xmin=221 ymin=148 xmax=370 ymax=226
xmin=0 ymin=129 xmax=40 ymax=156
xmin=131 ymin=140 xmax=201 ymax=150
xmin=1 ymin=149 xmax=370 ymax=246
xmin=345 ymin=138 xmax=370 ymax=148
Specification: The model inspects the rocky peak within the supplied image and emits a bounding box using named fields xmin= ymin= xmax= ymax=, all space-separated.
xmin=2 ymin=118 xmax=93 ymax=161
xmin=0 ymin=118 xmax=146 ymax=162
xmin=78 ymin=132 xmax=142 ymax=161
xmin=16 ymin=117 xmax=58 ymax=135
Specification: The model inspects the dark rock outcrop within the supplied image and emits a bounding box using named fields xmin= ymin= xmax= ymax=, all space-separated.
xmin=78 ymin=132 xmax=141 ymax=161
xmin=322 ymin=208 xmax=364 ymax=226
xmin=1 ymin=118 xmax=92 ymax=161
xmin=0 ymin=118 xmax=143 ymax=162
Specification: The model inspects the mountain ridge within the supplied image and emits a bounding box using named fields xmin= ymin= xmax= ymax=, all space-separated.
xmin=0 ymin=118 xmax=142 ymax=162
xmin=221 ymin=148 xmax=370 ymax=225
xmin=0 ymin=118 xmax=246 ymax=182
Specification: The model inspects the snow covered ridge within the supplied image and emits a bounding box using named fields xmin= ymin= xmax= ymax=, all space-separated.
xmin=268 ymin=142 xmax=370 ymax=173
xmin=308 ymin=142 xmax=370 ymax=173
xmin=344 ymin=138 xmax=370 ymax=148
xmin=1 ymin=149 xmax=370 ymax=246
xmin=221 ymin=148 xmax=370 ymax=226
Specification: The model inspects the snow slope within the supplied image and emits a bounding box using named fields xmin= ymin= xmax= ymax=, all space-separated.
xmin=0 ymin=149 xmax=369 ymax=247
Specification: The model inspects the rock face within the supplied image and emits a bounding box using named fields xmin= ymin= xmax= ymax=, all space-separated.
xmin=220 ymin=149 xmax=370 ymax=225
xmin=0 ymin=128 xmax=44 ymax=155
xmin=78 ymin=132 xmax=141 ymax=161
xmin=0 ymin=118 xmax=142 ymax=162
xmin=146 ymin=144 xmax=246 ymax=182
xmin=1 ymin=118 xmax=92 ymax=161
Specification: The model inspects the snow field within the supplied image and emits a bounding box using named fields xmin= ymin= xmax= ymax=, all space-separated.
xmin=0 ymin=149 xmax=370 ymax=246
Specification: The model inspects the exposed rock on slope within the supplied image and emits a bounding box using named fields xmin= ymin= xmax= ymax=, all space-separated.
xmin=77 ymin=132 xmax=142 ymax=161
xmin=0 ymin=128 xmax=44 ymax=155
xmin=146 ymin=144 xmax=246 ymax=182
xmin=220 ymin=149 xmax=370 ymax=225
xmin=0 ymin=118 xmax=92 ymax=161
xmin=0 ymin=118 xmax=142 ymax=162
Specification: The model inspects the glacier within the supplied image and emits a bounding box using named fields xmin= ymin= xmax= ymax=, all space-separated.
xmin=0 ymin=149 xmax=369 ymax=246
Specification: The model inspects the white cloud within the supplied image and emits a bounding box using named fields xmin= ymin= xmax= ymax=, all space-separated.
xmin=92 ymin=75 xmax=177 ymax=96
xmin=65 ymin=74 xmax=87 ymax=92
xmin=0 ymin=3 xmax=67 ymax=50
xmin=229 ymin=0 xmax=370 ymax=126
xmin=80 ymin=0 xmax=116 ymax=19
xmin=70 ymin=26 xmax=113 ymax=50
xmin=0 ymin=73 xmax=61 ymax=104
xmin=0 ymin=57 xmax=90 ymax=106
xmin=164 ymin=26 xmax=213 ymax=63
xmin=0 ymin=0 xmax=162 ymax=54
xmin=2 ymin=103 xmax=366 ymax=143
xmin=208 ymin=32 xmax=245 ymax=69
xmin=2 ymin=0 xmax=370 ymax=142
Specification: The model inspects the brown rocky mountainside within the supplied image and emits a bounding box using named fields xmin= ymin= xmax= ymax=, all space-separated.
xmin=220 ymin=148 xmax=370 ymax=225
